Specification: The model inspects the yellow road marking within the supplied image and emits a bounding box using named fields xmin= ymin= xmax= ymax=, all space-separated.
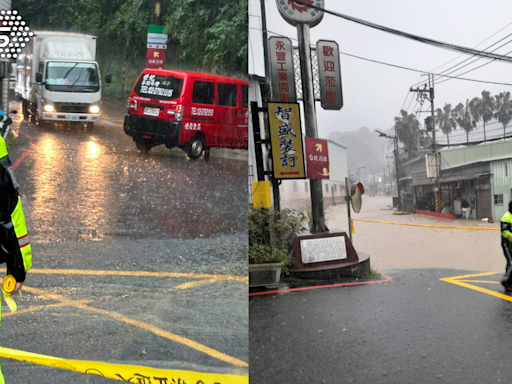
xmin=27 ymin=268 xmax=248 ymax=282
xmin=72 ymin=303 xmax=248 ymax=367
xmin=456 ymin=280 xmax=500 ymax=284
xmin=2 ymin=299 xmax=92 ymax=318
xmin=175 ymin=279 xmax=218 ymax=290
xmin=14 ymin=285 xmax=248 ymax=367
xmin=0 ymin=346 xmax=248 ymax=383
xmin=440 ymin=271 xmax=500 ymax=280
xmin=442 ymin=277 xmax=512 ymax=302
xmin=353 ymin=218 xmax=499 ymax=231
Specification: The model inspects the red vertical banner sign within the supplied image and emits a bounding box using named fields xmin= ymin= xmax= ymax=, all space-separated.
xmin=305 ymin=137 xmax=329 ymax=179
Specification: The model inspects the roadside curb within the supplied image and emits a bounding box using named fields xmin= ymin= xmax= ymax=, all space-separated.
xmin=248 ymin=274 xmax=393 ymax=296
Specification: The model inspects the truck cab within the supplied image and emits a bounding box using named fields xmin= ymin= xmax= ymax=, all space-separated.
xmin=16 ymin=32 xmax=111 ymax=130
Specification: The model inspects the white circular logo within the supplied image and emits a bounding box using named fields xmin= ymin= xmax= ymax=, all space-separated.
xmin=276 ymin=0 xmax=324 ymax=27
xmin=0 ymin=10 xmax=32 ymax=58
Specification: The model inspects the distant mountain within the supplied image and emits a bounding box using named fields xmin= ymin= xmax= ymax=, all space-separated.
xmin=329 ymin=127 xmax=388 ymax=175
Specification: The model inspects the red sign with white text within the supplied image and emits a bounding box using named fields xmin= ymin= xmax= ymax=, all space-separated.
xmin=146 ymin=48 xmax=166 ymax=69
xmin=305 ymin=137 xmax=329 ymax=179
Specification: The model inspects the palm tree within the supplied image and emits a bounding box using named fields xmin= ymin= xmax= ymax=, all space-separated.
xmin=434 ymin=103 xmax=457 ymax=147
xmin=495 ymin=91 xmax=512 ymax=139
xmin=468 ymin=97 xmax=482 ymax=139
xmin=394 ymin=109 xmax=420 ymax=158
xmin=480 ymin=90 xmax=495 ymax=142
xmin=453 ymin=100 xmax=474 ymax=144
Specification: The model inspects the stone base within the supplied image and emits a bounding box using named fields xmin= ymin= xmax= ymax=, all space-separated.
xmin=291 ymin=252 xmax=371 ymax=280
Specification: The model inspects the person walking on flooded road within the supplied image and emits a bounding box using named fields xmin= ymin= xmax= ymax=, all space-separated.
xmin=500 ymin=201 xmax=512 ymax=291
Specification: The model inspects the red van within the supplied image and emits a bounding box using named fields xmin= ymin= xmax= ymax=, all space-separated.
xmin=124 ymin=69 xmax=248 ymax=159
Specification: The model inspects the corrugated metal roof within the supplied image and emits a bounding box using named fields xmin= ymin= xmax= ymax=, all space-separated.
xmin=441 ymin=139 xmax=512 ymax=169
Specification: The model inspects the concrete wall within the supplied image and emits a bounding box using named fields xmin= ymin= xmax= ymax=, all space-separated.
xmin=280 ymin=179 xmax=346 ymax=210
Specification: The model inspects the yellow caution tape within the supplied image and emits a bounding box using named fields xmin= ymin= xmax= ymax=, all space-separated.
xmin=352 ymin=218 xmax=500 ymax=231
xmin=350 ymin=219 xmax=355 ymax=234
xmin=2 ymin=275 xmax=17 ymax=312
xmin=0 ymin=346 xmax=248 ymax=383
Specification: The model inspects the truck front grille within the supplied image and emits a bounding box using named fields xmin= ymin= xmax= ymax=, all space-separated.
xmin=54 ymin=103 xmax=89 ymax=113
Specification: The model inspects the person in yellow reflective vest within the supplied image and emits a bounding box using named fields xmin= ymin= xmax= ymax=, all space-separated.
xmin=500 ymin=201 xmax=512 ymax=291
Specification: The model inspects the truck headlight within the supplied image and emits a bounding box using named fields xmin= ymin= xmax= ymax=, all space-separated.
xmin=43 ymin=104 xmax=54 ymax=112
xmin=89 ymin=105 xmax=100 ymax=114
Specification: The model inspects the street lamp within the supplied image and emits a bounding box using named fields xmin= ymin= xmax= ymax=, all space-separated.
xmin=376 ymin=130 xmax=400 ymax=199
xmin=357 ymin=166 xmax=365 ymax=182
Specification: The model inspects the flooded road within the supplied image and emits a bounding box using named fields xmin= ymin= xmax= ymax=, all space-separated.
xmin=2 ymin=103 xmax=248 ymax=383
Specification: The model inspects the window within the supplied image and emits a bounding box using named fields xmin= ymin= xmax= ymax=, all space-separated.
xmin=192 ymin=81 xmax=215 ymax=104
xmin=333 ymin=185 xmax=337 ymax=192
xmin=495 ymin=194 xmax=504 ymax=205
xmin=325 ymin=184 xmax=329 ymax=193
xmin=293 ymin=181 xmax=298 ymax=192
xmin=305 ymin=182 xmax=308 ymax=192
xmin=218 ymin=83 xmax=238 ymax=107
xmin=242 ymin=85 xmax=248 ymax=108
xmin=134 ymin=74 xmax=183 ymax=101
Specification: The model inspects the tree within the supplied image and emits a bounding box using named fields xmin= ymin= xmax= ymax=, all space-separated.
xmin=394 ymin=110 xmax=420 ymax=158
xmin=453 ymin=100 xmax=474 ymax=144
xmin=434 ymin=103 xmax=457 ymax=147
xmin=495 ymin=91 xmax=512 ymax=138
xmin=165 ymin=0 xmax=248 ymax=74
xmin=468 ymin=96 xmax=482 ymax=139
xmin=480 ymin=90 xmax=495 ymax=142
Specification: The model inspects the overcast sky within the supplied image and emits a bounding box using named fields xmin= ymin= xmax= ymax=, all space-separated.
xmin=248 ymin=0 xmax=512 ymax=145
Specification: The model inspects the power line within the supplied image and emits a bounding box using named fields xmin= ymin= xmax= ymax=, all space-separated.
xmin=411 ymin=33 xmax=512 ymax=88
xmin=425 ymin=20 xmax=512 ymax=74
xmin=289 ymin=0 xmax=512 ymax=63
xmin=249 ymin=26 xmax=512 ymax=86
xmin=437 ymin=49 xmax=512 ymax=86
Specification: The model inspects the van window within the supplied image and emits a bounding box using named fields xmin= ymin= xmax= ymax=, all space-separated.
xmin=134 ymin=74 xmax=183 ymax=100
xmin=192 ymin=81 xmax=215 ymax=104
xmin=242 ymin=85 xmax=248 ymax=108
xmin=218 ymin=83 xmax=238 ymax=107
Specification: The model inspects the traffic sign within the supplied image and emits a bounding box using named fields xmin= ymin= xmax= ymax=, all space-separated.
xmin=146 ymin=48 xmax=165 ymax=69
xmin=305 ymin=137 xmax=329 ymax=179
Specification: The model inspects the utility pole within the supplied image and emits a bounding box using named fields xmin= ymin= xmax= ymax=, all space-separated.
xmin=258 ymin=0 xmax=281 ymax=211
xmin=297 ymin=23 xmax=327 ymax=233
xmin=260 ymin=0 xmax=270 ymax=84
xmin=410 ymin=74 xmax=440 ymax=211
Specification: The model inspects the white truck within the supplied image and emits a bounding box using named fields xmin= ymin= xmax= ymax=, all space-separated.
xmin=15 ymin=31 xmax=111 ymax=130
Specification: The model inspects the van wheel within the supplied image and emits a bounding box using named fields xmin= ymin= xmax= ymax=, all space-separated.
xmin=187 ymin=135 xmax=204 ymax=160
xmin=136 ymin=140 xmax=153 ymax=154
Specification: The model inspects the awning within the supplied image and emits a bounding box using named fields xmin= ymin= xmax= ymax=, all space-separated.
xmin=398 ymin=176 xmax=412 ymax=181
xmin=439 ymin=172 xmax=492 ymax=183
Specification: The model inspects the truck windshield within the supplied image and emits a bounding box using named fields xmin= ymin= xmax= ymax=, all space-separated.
xmin=134 ymin=74 xmax=183 ymax=101
xmin=45 ymin=62 xmax=100 ymax=92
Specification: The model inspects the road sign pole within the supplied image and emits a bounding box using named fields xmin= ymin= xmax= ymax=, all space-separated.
xmin=297 ymin=23 xmax=327 ymax=233
xmin=345 ymin=177 xmax=352 ymax=243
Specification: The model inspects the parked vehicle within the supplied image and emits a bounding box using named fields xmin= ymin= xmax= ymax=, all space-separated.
xmin=15 ymin=31 xmax=111 ymax=130
xmin=124 ymin=69 xmax=248 ymax=159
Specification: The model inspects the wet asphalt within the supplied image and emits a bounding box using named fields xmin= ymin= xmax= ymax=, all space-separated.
xmin=250 ymin=268 xmax=512 ymax=384
xmin=1 ymin=103 xmax=248 ymax=383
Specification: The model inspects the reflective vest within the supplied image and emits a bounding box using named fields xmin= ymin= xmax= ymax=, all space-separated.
xmin=0 ymin=136 xmax=7 ymax=159
xmin=501 ymin=211 xmax=512 ymax=242
xmin=11 ymin=197 xmax=32 ymax=272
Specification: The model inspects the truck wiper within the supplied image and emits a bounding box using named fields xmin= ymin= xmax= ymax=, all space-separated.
xmin=69 ymin=68 xmax=85 ymax=89
xmin=62 ymin=63 xmax=79 ymax=81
